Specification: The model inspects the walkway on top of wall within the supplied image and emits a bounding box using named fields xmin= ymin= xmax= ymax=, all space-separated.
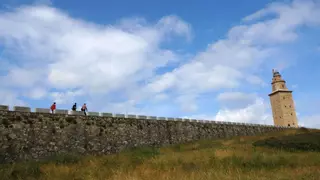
xmin=0 ymin=104 xmax=298 ymax=129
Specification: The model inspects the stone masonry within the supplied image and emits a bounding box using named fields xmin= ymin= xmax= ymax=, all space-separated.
xmin=269 ymin=69 xmax=299 ymax=127
xmin=0 ymin=109 xmax=292 ymax=164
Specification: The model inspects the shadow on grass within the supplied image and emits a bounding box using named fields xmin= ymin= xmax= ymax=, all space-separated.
xmin=253 ymin=132 xmax=320 ymax=152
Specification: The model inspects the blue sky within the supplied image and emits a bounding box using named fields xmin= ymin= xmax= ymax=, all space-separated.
xmin=0 ymin=0 xmax=319 ymax=128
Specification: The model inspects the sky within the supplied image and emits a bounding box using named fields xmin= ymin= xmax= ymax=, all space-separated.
xmin=0 ymin=0 xmax=319 ymax=128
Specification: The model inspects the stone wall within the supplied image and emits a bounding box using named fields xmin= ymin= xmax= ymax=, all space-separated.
xmin=0 ymin=109 xmax=293 ymax=164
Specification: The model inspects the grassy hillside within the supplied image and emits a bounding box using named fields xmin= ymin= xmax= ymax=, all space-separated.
xmin=1 ymin=128 xmax=320 ymax=180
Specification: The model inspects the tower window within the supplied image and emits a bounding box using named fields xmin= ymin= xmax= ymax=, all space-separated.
xmin=291 ymin=113 xmax=293 ymax=115
xmin=288 ymin=124 xmax=290 ymax=127
xmin=283 ymin=97 xmax=285 ymax=100
xmin=282 ymin=85 xmax=284 ymax=88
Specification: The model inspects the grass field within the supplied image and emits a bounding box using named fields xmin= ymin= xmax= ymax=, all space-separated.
xmin=1 ymin=128 xmax=320 ymax=180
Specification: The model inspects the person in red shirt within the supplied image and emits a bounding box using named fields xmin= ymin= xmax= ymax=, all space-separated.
xmin=50 ymin=102 xmax=56 ymax=113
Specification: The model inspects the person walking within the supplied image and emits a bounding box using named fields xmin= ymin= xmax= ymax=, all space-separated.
xmin=50 ymin=102 xmax=56 ymax=114
xmin=81 ymin=103 xmax=88 ymax=116
xmin=72 ymin=103 xmax=77 ymax=111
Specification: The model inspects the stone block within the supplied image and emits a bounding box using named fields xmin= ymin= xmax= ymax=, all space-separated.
xmin=147 ymin=116 xmax=157 ymax=120
xmin=137 ymin=115 xmax=147 ymax=119
xmin=157 ymin=117 xmax=166 ymax=120
xmin=55 ymin=109 xmax=68 ymax=115
xmin=127 ymin=114 xmax=137 ymax=118
xmin=0 ymin=105 xmax=9 ymax=111
xmin=13 ymin=106 xmax=31 ymax=112
xmin=115 ymin=114 xmax=125 ymax=118
xmin=101 ymin=113 xmax=113 ymax=117
xmin=88 ymin=112 xmax=100 ymax=116
xmin=35 ymin=108 xmax=50 ymax=113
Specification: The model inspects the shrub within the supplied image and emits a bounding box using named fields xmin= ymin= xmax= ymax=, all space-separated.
xmin=253 ymin=132 xmax=320 ymax=152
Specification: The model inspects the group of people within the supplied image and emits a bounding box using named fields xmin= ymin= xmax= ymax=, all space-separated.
xmin=50 ymin=102 xmax=88 ymax=115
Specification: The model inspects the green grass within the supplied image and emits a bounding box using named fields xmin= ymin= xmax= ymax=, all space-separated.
xmin=1 ymin=128 xmax=320 ymax=180
xmin=253 ymin=132 xmax=320 ymax=152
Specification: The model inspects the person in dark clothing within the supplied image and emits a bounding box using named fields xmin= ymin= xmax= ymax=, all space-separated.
xmin=81 ymin=103 xmax=88 ymax=116
xmin=72 ymin=103 xmax=77 ymax=111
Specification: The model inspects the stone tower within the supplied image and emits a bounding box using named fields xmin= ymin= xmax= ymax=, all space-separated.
xmin=268 ymin=69 xmax=298 ymax=127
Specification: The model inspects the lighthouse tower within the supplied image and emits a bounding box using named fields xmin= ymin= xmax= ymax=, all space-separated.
xmin=268 ymin=69 xmax=298 ymax=127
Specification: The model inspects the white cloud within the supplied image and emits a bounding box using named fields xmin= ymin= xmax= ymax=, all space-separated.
xmin=246 ymin=75 xmax=267 ymax=86
xmin=50 ymin=89 xmax=85 ymax=104
xmin=175 ymin=94 xmax=198 ymax=112
xmin=185 ymin=97 xmax=272 ymax=124
xmin=146 ymin=0 xmax=320 ymax=111
xmin=26 ymin=87 xmax=47 ymax=100
xmin=0 ymin=89 xmax=26 ymax=107
xmin=0 ymin=5 xmax=191 ymax=106
xmin=216 ymin=92 xmax=258 ymax=110
xmin=216 ymin=92 xmax=256 ymax=102
xmin=241 ymin=0 xmax=320 ymax=44
xmin=215 ymin=98 xmax=272 ymax=124
xmin=156 ymin=15 xmax=193 ymax=42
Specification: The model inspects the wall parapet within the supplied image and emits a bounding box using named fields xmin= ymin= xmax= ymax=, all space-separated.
xmin=0 ymin=104 xmax=299 ymax=128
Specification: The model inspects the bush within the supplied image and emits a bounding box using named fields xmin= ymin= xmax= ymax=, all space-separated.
xmin=253 ymin=132 xmax=320 ymax=152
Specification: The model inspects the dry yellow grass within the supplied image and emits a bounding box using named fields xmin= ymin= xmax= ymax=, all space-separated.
xmin=1 ymin=129 xmax=320 ymax=180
